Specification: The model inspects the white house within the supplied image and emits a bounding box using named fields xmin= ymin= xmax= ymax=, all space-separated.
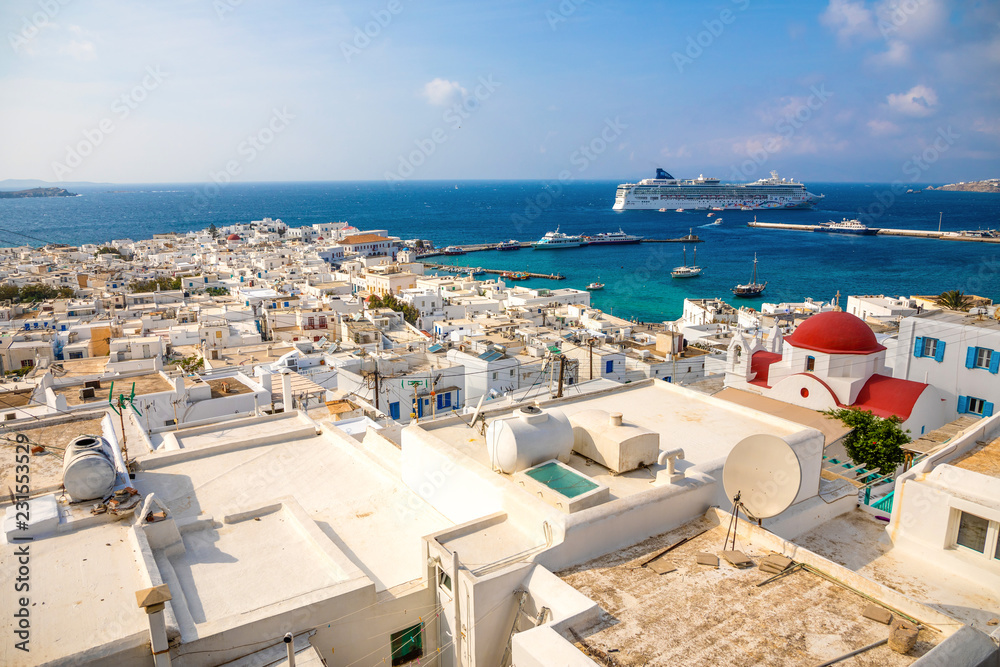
xmin=890 ymin=308 xmax=1000 ymax=420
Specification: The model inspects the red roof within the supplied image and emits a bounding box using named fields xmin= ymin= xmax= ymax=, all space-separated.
xmin=227 ymin=233 xmax=241 ymax=241
xmin=851 ymin=374 xmax=927 ymax=421
xmin=785 ymin=311 xmax=885 ymax=355
xmin=748 ymin=351 xmax=781 ymax=388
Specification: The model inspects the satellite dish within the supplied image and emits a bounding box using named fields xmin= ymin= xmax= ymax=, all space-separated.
xmin=722 ymin=434 xmax=802 ymax=519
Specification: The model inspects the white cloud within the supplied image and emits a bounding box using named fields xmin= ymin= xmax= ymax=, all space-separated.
xmin=886 ymin=84 xmax=938 ymax=116
xmin=869 ymin=39 xmax=910 ymax=66
xmin=420 ymin=78 xmax=467 ymax=106
xmin=660 ymin=145 xmax=690 ymax=159
xmin=867 ymin=119 xmax=901 ymax=136
xmin=821 ymin=0 xmax=878 ymax=45
xmin=58 ymin=39 xmax=97 ymax=60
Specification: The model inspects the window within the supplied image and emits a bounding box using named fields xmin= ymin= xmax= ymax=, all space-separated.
xmin=913 ymin=336 xmax=944 ymax=360
xmin=492 ymin=372 xmax=498 ymax=380
xmin=959 ymin=395 xmax=994 ymax=417
xmin=389 ymin=402 xmax=400 ymax=420
xmin=510 ymin=369 xmax=515 ymax=377
xmin=954 ymin=511 xmax=1000 ymax=561
xmin=389 ymin=624 xmax=423 ymax=666
xmin=437 ymin=567 xmax=452 ymax=592
xmin=605 ymin=359 xmax=614 ymax=374
xmin=806 ymin=356 xmax=816 ymax=372
xmin=966 ymin=346 xmax=1000 ymax=373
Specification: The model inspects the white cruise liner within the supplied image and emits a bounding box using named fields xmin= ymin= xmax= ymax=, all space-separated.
xmin=614 ymin=169 xmax=822 ymax=211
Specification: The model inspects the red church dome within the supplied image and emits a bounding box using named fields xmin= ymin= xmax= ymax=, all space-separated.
xmin=785 ymin=311 xmax=886 ymax=355
xmin=227 ymin=233 xmax=241 ymax=241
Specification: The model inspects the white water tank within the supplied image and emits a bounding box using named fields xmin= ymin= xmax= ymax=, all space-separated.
xmin=486 ymin=406 xmax=573 ymax=474
xmin=62 ymin=435 xmax=116 ymax=501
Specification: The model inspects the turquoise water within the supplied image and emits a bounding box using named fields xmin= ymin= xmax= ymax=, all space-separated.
xmin=1 ymin=181 xmax=998 ymax=321
xmin=524 ymin=461 xmax=599 ymax=498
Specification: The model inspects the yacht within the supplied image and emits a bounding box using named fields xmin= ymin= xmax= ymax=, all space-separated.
xmin=584 ymin=229 xmax=643 ymax=245
xmin=670 ymin=246 xmax=702 ymax=278
xmin=532 ymin=228 xmax=585 ymax=249
xmin=815 ymin=218 xmax=879 ymax=235
xmin=496 ymin=239 xmax=521 ymax=251
xmin=442 ymin=246 xmax=466 ymax=255
xmin=732 ymin=254 xmax=767 ymax=297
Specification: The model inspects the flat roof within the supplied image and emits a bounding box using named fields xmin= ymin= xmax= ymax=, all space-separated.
xmin=795 ymin=509 xmax=1000 ymax=627
xmin=714 ymin=387 xmax=853 ymax=446
xmin=914 ymin=308 xmax=1000 ymax=331
xmin=423 ymin=381 xmax=802 ymax=499
xmin=0 ymin=414 xmax=107 ymax=494
xmin=560 ymin=516 xmax=940 ymax=666
xmin=55 ymin=373 xmax=173 ymax=406
xmin=950 ymin=436 xmax=1000 ymax=479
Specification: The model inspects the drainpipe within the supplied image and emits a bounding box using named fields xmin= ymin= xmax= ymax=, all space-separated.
xmin=284 ymin=633 xmax=295 ymax=667
xmin=453 ymin=550 xmax=462 ymax=667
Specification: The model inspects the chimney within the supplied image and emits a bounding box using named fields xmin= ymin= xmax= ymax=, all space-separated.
xmin=609 ymin=412 xmax=623 ymax=427
xmin=135 ymin=585 xmax=172 ymax=667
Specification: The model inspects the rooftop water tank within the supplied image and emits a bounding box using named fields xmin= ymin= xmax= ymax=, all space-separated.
xmin=486 ymin=406 xmax=573 ymax=474
xmin=62 ymin=435 xmax=116 ymax=502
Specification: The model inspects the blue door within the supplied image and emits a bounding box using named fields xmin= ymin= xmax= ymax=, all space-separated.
xmin=605 ymin=359 xmax=613 ymax=374
xmin=389 ymin=402 xmax=400 ymax=420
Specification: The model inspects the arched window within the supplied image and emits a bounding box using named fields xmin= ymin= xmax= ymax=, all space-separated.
xmin=806 ymin=356 xmax=816 ymax=372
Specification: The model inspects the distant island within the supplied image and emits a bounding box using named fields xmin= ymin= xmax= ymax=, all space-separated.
xmin=926 ymin=179 xmax=1000 ymax=193
xmin=0 ymin=187 xmax=78 ymax=198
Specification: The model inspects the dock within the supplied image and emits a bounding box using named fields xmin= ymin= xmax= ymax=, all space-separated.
xmin=422 ymin=263 xmax=566 ymax=280
xmin=747 ymin=220 xmax=1000 ymax=242
xmin=418 ymin=235 xmax=702 ymax=259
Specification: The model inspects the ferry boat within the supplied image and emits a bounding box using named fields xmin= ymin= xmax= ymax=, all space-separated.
xmin=496 ymin=239 xmax=521 ymax=251
xmin=586 ymin=281 xmax=604 ymax=290
xmin=815 ymin=218 xmax=880 ymax=235
xmin=614 ymin=169 xmax=823 ymax=211
xmin=501 ymin=271 xmax=529 ymax=281
xmin=670 ymin=246 xmax=702 ymax=279
xmin=732 ymin=254 xmax=767 ymax=297
xmin=442 ymin=246 xmax=466 ymax=255
xmin=584 ymin=229 xmax=643 ymax=245
xmin=532 ymin=228 xmax=585 ymax=249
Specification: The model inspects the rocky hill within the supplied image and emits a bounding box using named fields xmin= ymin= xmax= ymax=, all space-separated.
xmin=926 ymin=179 xmax=1000 ymax=193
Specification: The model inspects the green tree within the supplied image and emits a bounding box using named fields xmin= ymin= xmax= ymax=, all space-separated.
xmin=0 ymin=284 xmax=19 ymax=302
xmin=935 ymin=290 xmax=973 ymax=311
xmin=823 ymin=407 xmax=910 ymax=476
xmin=208 ymin=223 xmax=219 ymax=238
xmin=95 ymin=246 xmax=119 ymax=255
xmin=206 ymin=286 xmax=228 ymax=297
xmin=56 ymin=286 xmax=76 ymax=298
xmin=18 ymin=284 xmax=58 ymax=302
xmin=128 ymin=277 xmax=182 ymax=293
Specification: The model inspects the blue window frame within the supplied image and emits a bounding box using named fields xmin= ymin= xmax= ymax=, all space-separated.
xmin=958 ymin=395 xmax=994 ymax=417
xmin=914 ymin=336 xmax=945 ymax=361
xmin=966 ymin=347 xmax=999 ymax=373
xmin=605 ymin=359 xmax=614 ymax=374
xmin=437 ymin=392 xmax=452 ymax=410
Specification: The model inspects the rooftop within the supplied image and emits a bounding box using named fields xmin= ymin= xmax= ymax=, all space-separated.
xmin=0 ymin=414 xmax=107 ymax=493
xmin=950 ymin=436 xmax=1000 ymax=479
xmin=55 ymin=373 xmax=173 ymax=406
xmin=560 ymin=514 xmax=941 ymax=666
xmin=913 ymin=308 xmax=1000 ymax=331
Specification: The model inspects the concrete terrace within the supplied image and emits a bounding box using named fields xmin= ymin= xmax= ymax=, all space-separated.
xmin=560 ymin=515 xmax=944 ymax=667
xmin=55 ymin=372 xmax=173 ymax=406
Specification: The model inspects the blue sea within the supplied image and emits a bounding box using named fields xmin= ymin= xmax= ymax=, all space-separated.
xmin=2 ymin=181 xmax=998 ymax=321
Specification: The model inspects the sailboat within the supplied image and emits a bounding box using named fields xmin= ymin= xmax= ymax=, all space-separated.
xmin=732 ymin=253 xmax=767 ymax=297
xmin=670 ymin=246 xmax=702 ymax=278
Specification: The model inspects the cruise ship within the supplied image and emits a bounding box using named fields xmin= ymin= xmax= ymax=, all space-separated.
xmin=815 ymin=218 xmax=879 ymax=235
xmin=613 ymin=169 xmax=823 ymax=211
xmin=583 ymin=228 xmax=643 ymax=245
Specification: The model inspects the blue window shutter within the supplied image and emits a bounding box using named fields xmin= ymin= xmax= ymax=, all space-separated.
xmin=934 ymin=340 xmax=946 ymax=362
xmin=389 ymin=402 xmax=400 ymax=420
xmin=965 ymin=347 xmax=977 ymax=369
xmin=990 ymin=352 xmax=1000 ymax=374
xmin=957 ymin=395 xmax=969 ymax=414
xmin=605 ymin=359 xmax=613 ymax=374
xmin=436 ymin=394 xmax=443 ymax=410
xmin=913 ymin=336 xmax=924 ymax=358
xmin=984 ymin=401 xmax=995 ymax=417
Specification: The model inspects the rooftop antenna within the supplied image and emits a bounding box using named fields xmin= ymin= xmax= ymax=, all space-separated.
xmin=108 ymin=380 xmax=143 ymax=465
xmin=721 ymin=434 xmax=802 ymax=549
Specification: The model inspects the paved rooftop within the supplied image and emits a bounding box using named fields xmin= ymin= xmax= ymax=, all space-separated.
xmin=56 ymin=373 xmax=173 ymax=406
xmin=559 ymin=516 xmax=940 ymax=666
xmin=950 ymin=436 xmax=1000 ymax=479
xmin=0 ymin=414 xmax=107 ymax=494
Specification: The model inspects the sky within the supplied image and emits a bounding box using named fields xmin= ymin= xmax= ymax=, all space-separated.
xmin=1 ymin=0 xmax=998 ymax=184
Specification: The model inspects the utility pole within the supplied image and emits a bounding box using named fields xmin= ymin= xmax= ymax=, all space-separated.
xmin=372 ymin=367 xmax=380 ymax=413
xmin=556 ymin=355 xmax=566 ymax=398
xmin=588 ymin=339 xmax=595 ymax=381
